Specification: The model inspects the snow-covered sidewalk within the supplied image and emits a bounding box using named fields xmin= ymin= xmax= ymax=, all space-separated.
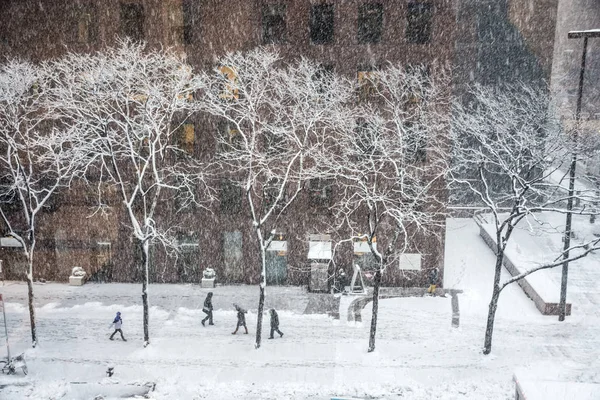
xmin=0 ymin=218 xmax=598 ymax=399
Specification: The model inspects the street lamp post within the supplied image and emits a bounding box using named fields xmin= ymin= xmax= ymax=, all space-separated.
xmin=559 ymin=29 xmax=600 ymax=321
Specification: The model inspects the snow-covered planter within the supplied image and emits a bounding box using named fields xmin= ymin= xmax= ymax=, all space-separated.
xmin=202 ymin=268 xmax=216 ymax=288
xmin=69 ymin=266 xmax=87 ymax=286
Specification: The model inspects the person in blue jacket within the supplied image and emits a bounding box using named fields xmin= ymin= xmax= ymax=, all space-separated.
xmin=109 ymin=311 xmax=127 ymax=341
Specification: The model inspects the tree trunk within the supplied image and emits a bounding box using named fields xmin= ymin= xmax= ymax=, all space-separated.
xmin=255 ymin=283 xmax=265 ymax=349
xmin=26 ymin=260 xmax=37 ymax=347
xmin=483 ymin=285 xmax=501 ymax=354
xmin=483 ymin=253 xmax=504 ymax=355
xmin=367 ymin=268 xmax=382 ymax=353
xmin=140 ymin=239 xmax=150 ymax=346
xmin=255 ymin=247 xmax=267 ymax=349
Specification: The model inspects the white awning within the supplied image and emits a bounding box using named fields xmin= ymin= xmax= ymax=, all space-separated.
xmin=308 ymin=241 xmax=332 ymax=260
xmin=1 ymin=237 xmax=22 ymax=247
xmin=267 ymin=240 xmax=287 ymax=252
xmin=354 ymin=241 xmax=376 ymax=254
xmin=398 ymin=253 xmax=421 ymax=270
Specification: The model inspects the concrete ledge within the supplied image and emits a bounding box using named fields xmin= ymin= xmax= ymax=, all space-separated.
xmin=348 ymin=288 xmax=462 ymax=323
xmin=201 ymin=278 xmax=215 ymax=288
xmin=69 ymin=276 xmax=86 ymax=286
xmin=478 ymin=223 xmax=571 ymax=316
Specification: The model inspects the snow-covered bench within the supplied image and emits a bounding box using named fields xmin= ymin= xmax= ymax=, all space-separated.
xmin=479 ymin=223 xmax=572 ymax=316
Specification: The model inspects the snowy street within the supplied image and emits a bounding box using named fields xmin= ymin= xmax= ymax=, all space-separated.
xmin=0 ymin=218 xmax=598 ymax=399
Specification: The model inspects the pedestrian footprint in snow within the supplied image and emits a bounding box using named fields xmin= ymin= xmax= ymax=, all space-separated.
xmin=231 ymin=304 xmax=248 ymax=334
xmin=109 ymin=311 xmax=127 ymax=341
xmin=201 ymin=292 xmax=214 ymax=326
xmin=268 ymin=309 xmax=283 ymax=339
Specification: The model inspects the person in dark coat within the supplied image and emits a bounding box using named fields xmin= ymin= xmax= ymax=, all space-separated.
xmin=109 ymin=311 xmax=127 ymax=341
xmin=268 ymin=308 xmax=283 ymax=339
xmin=427 ymin=267 xmax=439 ymax=296
xmin=231 ymin=304 xmax=248 ymax=334
xmin=201 ymin=292 xmax=214 ymax=326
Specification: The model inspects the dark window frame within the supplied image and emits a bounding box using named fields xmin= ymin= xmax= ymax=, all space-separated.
xmin=120 ymin=2 xmax=145 ymax=42
xmin=220 ymin=179 xmax=243 ymax=214
xmin=406 ymin=1 xmax=433 ymax=45
xmin=182 ymin=0 xmax=196 ymax=45
xmin=262 ymin=4 xmax=287 ymax=44
xmin=358 ymin=3 xmax=383 ymax=44
xmin=310 ymin=3 xmax=335 ymax=45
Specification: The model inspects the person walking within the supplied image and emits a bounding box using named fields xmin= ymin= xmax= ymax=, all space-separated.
xmin=201 ymin=292 xmax=214 ymax=326
xmin=268 ymin=308 xmax=283 ymax=339
xmin=231 ymin=304 xmax=248 ymax=334
xmin=427 ymin=267 xmax=439 ymax=296
xmin=109 ymin=311 xmax=127 ymax=341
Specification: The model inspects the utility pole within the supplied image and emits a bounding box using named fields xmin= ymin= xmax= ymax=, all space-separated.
xmin=559 ymin=30 xmax=600 ymax=321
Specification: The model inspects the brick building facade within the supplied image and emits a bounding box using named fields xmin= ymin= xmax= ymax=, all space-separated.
xmin=2 ymin=0 xmax=558 ymax=287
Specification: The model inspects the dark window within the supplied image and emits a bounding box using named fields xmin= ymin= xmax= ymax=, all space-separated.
xmin=355 ymin=118 xmax=379 ymax=156
xmin=76 ymin=5 xmax=98 ymax=44
xmin=310 ymin=4 xmax=334 ymax=44
xmin=182 ymin=0 xmax=196 ymax=45
xmin=308 ymin=178 xmax=333 ymax=208
xmin=405 ymin=122 xmax=427 ymax=163
xmin=406 ymin=2 xmax=432 ymax=44
xmin=217 ymin=120 xmax=242 ymax=153
xmin=263 ymin=4 xmax=286 ymax=44
xmin=220 ymin=180 xmax=243 ymax=214
xmin=358 ymin=3 xmax=383 ymax=44
xmin=120 ymin=2 xmax=145 ymax=41
xmin=313 ymin=64 xmax=334 ymax=94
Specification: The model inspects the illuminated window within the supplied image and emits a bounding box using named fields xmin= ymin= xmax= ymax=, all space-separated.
xmin=177 ymin=123 xmax=195 ymax=154
xmin=357 ymin=68 xmax=379 ymax=100
xmin=218 ymin=66 xmax=239 ymax=100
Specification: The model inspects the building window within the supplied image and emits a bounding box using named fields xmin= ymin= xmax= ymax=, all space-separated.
xmin=182 ymin=0 xmax=196 ymax=45
xmin=218 ymin=65 xmax=239 ymax=100
xmin=177 ymin=123 xmax=195 ymax=154
xmin=355 ymin=118 xmax=380 ymax=156
xmin=220 ymin=180 xmax=243 ymax=214
xmin=263 ymin=4 xmax=286 ymax=44
xmin=310 ymin=4 xmax=334 ymax=44
xmin=358 ymin=3 xmax=383 ymax=44
xmin=313 ymin=64 xmax=334 ymax=95
xmin=405 ymin=122 xmax=427 ymax=163
xmin=75 ymin=5 xmax=97 ymax=44
xmin=357 ymin=67 xmax=379 ymax=100
xmin=217 ymin=120 xmax=242 ymax=153
xmin=120 ymin=2 xmax=145 ymax=42
xmin=406 ymin=1 xmax=432 ymax=44
xmin=307 ymin=178 xmax=333 ymax=207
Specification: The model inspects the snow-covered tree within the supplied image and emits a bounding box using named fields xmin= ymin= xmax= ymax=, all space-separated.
xmin=198 ymin=48 xmax=352 ymax=348
xmin=324 ymin=64 xmax=451 ymax=352
xmin=45 ymin=41 xmax=214 ymax=346
xmin=451 ymin=83 xmax=600 ymax=355
xmin=0 ymin=60 xmax=91 ymax=347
